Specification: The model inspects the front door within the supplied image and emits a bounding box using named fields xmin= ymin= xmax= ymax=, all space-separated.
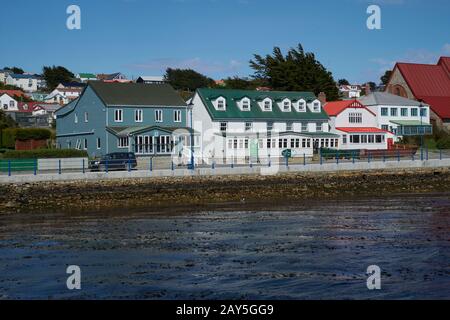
xmin=387 ymin=138 xmax=394 ymax=150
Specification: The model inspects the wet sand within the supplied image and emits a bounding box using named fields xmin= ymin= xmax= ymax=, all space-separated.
xmin=0 ymin=193 xmax=449 ymax=299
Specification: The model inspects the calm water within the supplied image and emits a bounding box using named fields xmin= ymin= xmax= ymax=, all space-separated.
xmin=0 ymin=194 xmax=449 ymax=299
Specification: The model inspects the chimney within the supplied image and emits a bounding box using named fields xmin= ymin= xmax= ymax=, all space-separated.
xmin=318 ymin=92 xmax=327 ymax=104
xmin=365 ymin=83 xmax=371 ymax=95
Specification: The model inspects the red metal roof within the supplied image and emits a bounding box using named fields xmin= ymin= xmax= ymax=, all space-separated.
xmin=420 ymin=96 xmax=450 ymax=119
xmin=394 ymin=57 xmax=450 ymax=119
xmin=323 ymin=100 xmax=375 ymax=116
xmin=336 ymin=127 xmax=388 ymax=133
xmin=0 ymin=90 xmax=27 ymax=98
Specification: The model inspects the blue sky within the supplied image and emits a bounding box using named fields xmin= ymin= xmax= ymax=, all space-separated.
xmin=1 ymin=0 xmax=449 ymax=84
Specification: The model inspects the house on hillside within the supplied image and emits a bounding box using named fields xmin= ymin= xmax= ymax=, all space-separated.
xmin=0 ymin=69 xmax=12 ymax=83
xmin=189 ymin=88 xmax=338 ymax=163
xmin=44 ymin=87 xmax=83 ymax=105
xmin=76 ymin=73 xmax=97 ymax=82
xmin=339 ymin=84 xmax=362 ymax=99
xmin=324 ymin=100 xmax=391 ymax=150
xmin=136 ymin=76 xmax=166 ymax=84
xmin=96 ymin=72 xmax=129 ymax=83
xmin=385 ymin=56 xmax=450 ymax=130
xmin=359 ymin=92 xmax=432 ymax=139
xmin=5 ymin=74 xmax=45 ymax=92
xmin=0 ymin=93 xmax=18 ymax=111
xmin=55 ymin=82 xmax=192 ymax=158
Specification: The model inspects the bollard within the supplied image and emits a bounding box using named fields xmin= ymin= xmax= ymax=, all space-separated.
xmin=34 ymin=159 xmax=37 ymax=175
xmin=171 ymin=161 xmax=174 ymax=171
xmin=268 ymin=159 xmax=271 ymax=168
xmin=336 ymin=152 xmax=339 ymax=165
xmin=212 ymin=161 xmax=215 ymax=170
xmin=397 ymin=150 xmax=400 ymax=162
xmin=150 ymin=158 xmax=153 ymax=172
xmin=58 ymin=159 xmax=61 ymax=175
xmin=82 ymin=159 xmax=85 ymax=174
xmin=231 ymin=161 xmax=234 ymax=169
xmin=440 ymin=149 xmax=442 ymax=160
xmin=352 ymin=152 xmax=355 ymax=164
xmin=303 ymin=153 xmax=306 ymax=166
xmin=8 ymin=160 xmax=11 ymax=177
xmin=250 ymin=161 xmax=253 ymax=168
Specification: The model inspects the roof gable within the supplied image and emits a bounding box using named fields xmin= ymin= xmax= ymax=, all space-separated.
xmin=323 ymin=100 xmax=371 ymax=116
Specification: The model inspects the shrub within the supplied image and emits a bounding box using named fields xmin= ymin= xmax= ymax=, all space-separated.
xmin=2 ymin=149 xmax=88 ymax=159
xmin=1 ymin=128 xmax=18 ymax=148
xmin=15 ymin=128 xmax=52 ymax=141
xmin=436 ymin=137 xmax=450 ymax=150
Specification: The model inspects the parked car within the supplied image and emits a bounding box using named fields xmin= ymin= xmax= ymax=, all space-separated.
xmin=89 ymin=152 xmax=137 ymax=171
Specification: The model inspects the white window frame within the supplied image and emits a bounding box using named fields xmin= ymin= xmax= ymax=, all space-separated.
xmin=84 ymin=112 xmax=88 ymax=122
xmin=216 ymin=98 xmax=226 ymax=110
xmin=313 ymin=101 xmax=320 ymax=112
xmin=262 ymin=99 xmax=272 ymax=111
xmin=298 ymin=100 xmax=306 ymax=112
xmin=155 ymin=109 xmax=163 ymax=122
xmin=115 ymin=109 xmax=123 ymax=122
xmin=220 ymin=122 xmax=228 ymax=132
xmin=74 ymin=113 xmax=78 ymax=123
xmin=96 ymin=138 xmax=101 ymax=149
xmin=83 ymin=138 xmax=88 ymax=150
xmin=118 ymin=137 xmax=129 ymax=148
xmin=241 ymin=98 xmax=251 ymax=111
xmin=174 ymin=110 xmax=182 ymax=122
xmin=245 ymin=122 xmax=252 ymax=131
xmin=282 ymin=99 xmax=291 ymax=111
xmin=135 ymin=109 xmax=143 ymax=122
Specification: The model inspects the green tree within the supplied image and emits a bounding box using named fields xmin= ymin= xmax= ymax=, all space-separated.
xmin=250 ymin=44 xmax=340 ymax=100
xmin=0 ymin=110 xmax=18 ymax=148
xmin=42 ymin=66 xmax=75 ymax=91
xmin=222 ymin=77 xmax=265 ymax=90
xmin=380 ymin=70 xmax=392 ymax=86
xmin=4 ymin=66 xmax=24 ymax=74
xmin=164 ymin=68 xmax=215 ymax=91
xmin=338 ymin=79 xmax=350 ymax=86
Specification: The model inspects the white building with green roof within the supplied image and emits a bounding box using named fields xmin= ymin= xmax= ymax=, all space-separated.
xmin=190 ymin=88 xmax=339 ymax=163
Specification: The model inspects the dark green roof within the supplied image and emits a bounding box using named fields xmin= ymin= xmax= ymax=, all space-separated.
xmin=89 ymin=81 xmax=187 ymax=107
xmin=196 ymin=88 xmax=329 ymax=121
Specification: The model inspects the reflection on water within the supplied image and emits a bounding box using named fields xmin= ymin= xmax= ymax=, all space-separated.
xmin=0 ymin=193 xmax=449 ymax=299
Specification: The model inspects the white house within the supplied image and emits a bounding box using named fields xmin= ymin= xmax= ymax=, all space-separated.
xmin=44 ymin=87 xmax=82 ymax=105
xmin=0 ymin=69 xmax=11 ymax=83
xmin=359 ymin=92 xmax=432 ymax=140
xmin=189 ymin=88 xmax=338 ymax=164
xmin=324 ymin=100 xmax=390 ymax=150
xmin=76 ymin=73 xmax=97 ymax=82
xmin=136 ymin=76 xmax=166 ymax=84
xmin=0 ymin=93 xmax=18 ymax=111
xmin=339 ymin=84 xmax=362 ymax=99
xmin=5 ymin=74 xmax=45 ymax=92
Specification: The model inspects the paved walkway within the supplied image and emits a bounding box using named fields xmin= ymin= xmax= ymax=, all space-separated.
xmin=1 ymin=158 xmax=449 ymax=184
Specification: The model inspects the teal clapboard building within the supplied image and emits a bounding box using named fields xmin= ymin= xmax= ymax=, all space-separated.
xmin=55 ymin=81 xmax=190 ymax=158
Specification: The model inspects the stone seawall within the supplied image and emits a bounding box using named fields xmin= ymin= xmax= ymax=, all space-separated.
xmin=1 ymin=167 xmax=449 ymax=214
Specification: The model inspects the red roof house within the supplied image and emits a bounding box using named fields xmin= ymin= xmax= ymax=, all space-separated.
xmin=385 ymin=56 xmax=450 ymax=129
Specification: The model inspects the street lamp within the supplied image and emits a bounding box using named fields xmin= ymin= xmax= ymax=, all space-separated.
xmin=187 ymin=101 xmax=195 ymax=170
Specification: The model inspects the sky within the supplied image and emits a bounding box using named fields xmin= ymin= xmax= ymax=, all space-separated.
xmin=1 ymin=0 xmax=449 ymax=84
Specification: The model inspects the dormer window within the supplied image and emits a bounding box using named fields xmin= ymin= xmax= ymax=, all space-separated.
xmin=312 ymin=101 xmax=321 ymax=112
xmin=262 ymin=99 xmax=272 ymax=111
xmin=298 ymin=100 xmax=306 ymax=112
xmin=283 ymin=100 xmax=291 ymax=111
xmin=216 ymin=98 xmax=226 ymax=110
xmin=241 ymin=98 xmax=250 ymax=111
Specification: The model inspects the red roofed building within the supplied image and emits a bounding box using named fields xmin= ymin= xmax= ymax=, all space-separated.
xmin=385 ymin=56 xmax=450 ymax=130
xmin=324 ymin=100 xmax=391 ymax=150
xmin=0 ymin=89 xmax=28 ymax=99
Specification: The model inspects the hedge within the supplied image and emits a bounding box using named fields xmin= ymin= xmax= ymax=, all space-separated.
xmin=2 ymin=149 xmax=88 ymax=159
xmin=1 ymin=128 xmax=53 ymax=148
xmin=436 ymin=137 xmax=450 ymax=150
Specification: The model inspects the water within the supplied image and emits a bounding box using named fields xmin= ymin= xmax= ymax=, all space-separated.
xmin=0 ymin=194 xmax=449 ymax=299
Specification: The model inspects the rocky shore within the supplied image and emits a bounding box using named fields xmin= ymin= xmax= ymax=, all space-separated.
xmin=1 ymin=167 xmax=450 ymax=214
